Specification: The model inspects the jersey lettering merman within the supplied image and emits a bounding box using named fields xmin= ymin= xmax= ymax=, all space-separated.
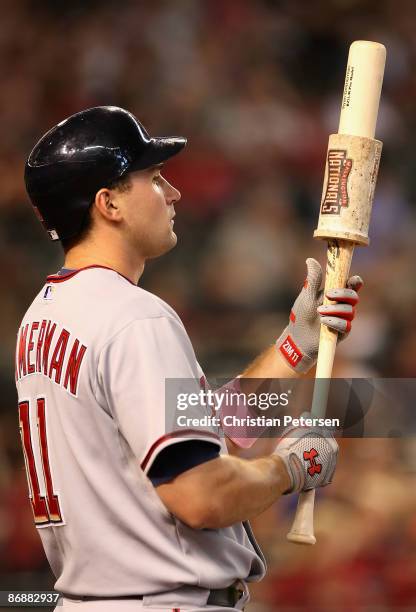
xmin=16 ymin=319 xmax=87 ymax=396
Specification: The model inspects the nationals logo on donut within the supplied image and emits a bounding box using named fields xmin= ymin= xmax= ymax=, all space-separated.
xmin=321 ymin=149 xmax=352 ymax=214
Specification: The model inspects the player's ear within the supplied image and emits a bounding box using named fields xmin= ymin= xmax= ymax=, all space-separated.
xmin=94 ymin=188 xmax=122 ymax=223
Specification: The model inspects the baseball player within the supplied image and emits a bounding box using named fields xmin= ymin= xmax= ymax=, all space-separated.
xmin=16 ymin=106 xmax=361 ymax=611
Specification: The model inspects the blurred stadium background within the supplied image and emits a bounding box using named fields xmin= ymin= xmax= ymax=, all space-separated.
xmin=1 ymin=0 xmax=416 ymax=610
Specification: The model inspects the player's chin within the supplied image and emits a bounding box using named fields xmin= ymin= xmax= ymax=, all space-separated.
xmin=148 ymin=231 xmax=177 ymax=259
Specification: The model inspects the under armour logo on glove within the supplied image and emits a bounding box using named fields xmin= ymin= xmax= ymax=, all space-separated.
xmin=274 ymin=417 xmax=338 ymax=493
xmin=303 ymin=448 xmax=322 ymax=476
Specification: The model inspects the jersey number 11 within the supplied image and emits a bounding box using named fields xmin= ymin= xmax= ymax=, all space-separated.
xmin=18 ymin=398 xmax=64 ymax=526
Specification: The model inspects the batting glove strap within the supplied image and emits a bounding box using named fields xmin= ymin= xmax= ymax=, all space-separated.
xmin=275 ymin=327 xmax=316 ymax=373
xmin=275 ymin=427 xmax=338 ymax=494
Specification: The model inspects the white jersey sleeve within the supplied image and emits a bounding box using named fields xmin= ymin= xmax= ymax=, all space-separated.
xmin=96 ymin=316 xmax=221 ymax=473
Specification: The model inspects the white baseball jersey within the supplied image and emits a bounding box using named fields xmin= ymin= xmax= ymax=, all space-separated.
xmin=15 ymin=265 xmax=266 ymax=599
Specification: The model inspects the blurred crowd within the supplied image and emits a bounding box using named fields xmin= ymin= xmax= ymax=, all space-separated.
xmin=1 ymin=0 xmax=416 ymax=609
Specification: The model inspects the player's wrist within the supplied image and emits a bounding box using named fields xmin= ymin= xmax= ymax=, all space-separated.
xmin=270 ymin=453 xmax=293 ymax=495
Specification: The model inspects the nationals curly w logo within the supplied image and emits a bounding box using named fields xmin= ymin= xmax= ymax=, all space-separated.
xmin=321 ymin=149 xmax=352 ymax=215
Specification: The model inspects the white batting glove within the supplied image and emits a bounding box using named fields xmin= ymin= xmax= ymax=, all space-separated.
xmin=275 ymin=419 xmax=338 ymax=494
xmin=276 ymin=258 xmax=363 ymax=373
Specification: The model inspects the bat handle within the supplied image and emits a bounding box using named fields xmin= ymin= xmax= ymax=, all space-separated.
xmin=286 ymin=489 xmax=316 ymax=545
xmin=286 ymin=240 xmax=355 ymax=545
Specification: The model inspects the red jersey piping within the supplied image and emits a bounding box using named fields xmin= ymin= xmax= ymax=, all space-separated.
xmin=46 ymin=265 xmax=137 ymax=286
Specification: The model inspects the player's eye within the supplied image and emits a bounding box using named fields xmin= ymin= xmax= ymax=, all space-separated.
xmin=153 ymin=174 xmax=162 ymax=183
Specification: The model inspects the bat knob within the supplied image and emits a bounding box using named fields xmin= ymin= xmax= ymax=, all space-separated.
xmin=286 ymin=531 xmax=316 ymax=545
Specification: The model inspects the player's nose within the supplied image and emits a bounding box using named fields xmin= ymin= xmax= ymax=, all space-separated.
xmin=163 ymin=178 xmax=181 ymax=205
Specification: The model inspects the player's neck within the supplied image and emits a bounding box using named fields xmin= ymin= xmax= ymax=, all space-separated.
xmin=63 ymin=241 xmax=145 ymax=285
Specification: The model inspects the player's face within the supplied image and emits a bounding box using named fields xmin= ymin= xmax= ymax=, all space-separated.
xmin=120 ymin=165 xmax=181 ymax=259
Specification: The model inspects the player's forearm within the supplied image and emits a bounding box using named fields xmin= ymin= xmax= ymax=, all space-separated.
xmin=156 ymin=453 xmax=290 ymax=530
xmin=241 ymin=344 xmax=300 ymax=380
xmin=223 ymin=347 xmax=299 ymax=458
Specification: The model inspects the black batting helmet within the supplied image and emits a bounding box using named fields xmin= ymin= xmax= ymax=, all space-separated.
xmin=24 ymin=106 xmax=187 ymax=241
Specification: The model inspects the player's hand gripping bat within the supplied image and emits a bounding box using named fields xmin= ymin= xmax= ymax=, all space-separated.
xmin=286 ymin=40 xmax=386 ymax=545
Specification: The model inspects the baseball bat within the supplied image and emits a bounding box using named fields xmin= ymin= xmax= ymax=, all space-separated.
xmin=286 ymin=41 xmax=386 ymax=545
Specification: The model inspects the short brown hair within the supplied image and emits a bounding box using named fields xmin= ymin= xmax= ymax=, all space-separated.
xmin=61 ymin=173 xmax=132 ymax=252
